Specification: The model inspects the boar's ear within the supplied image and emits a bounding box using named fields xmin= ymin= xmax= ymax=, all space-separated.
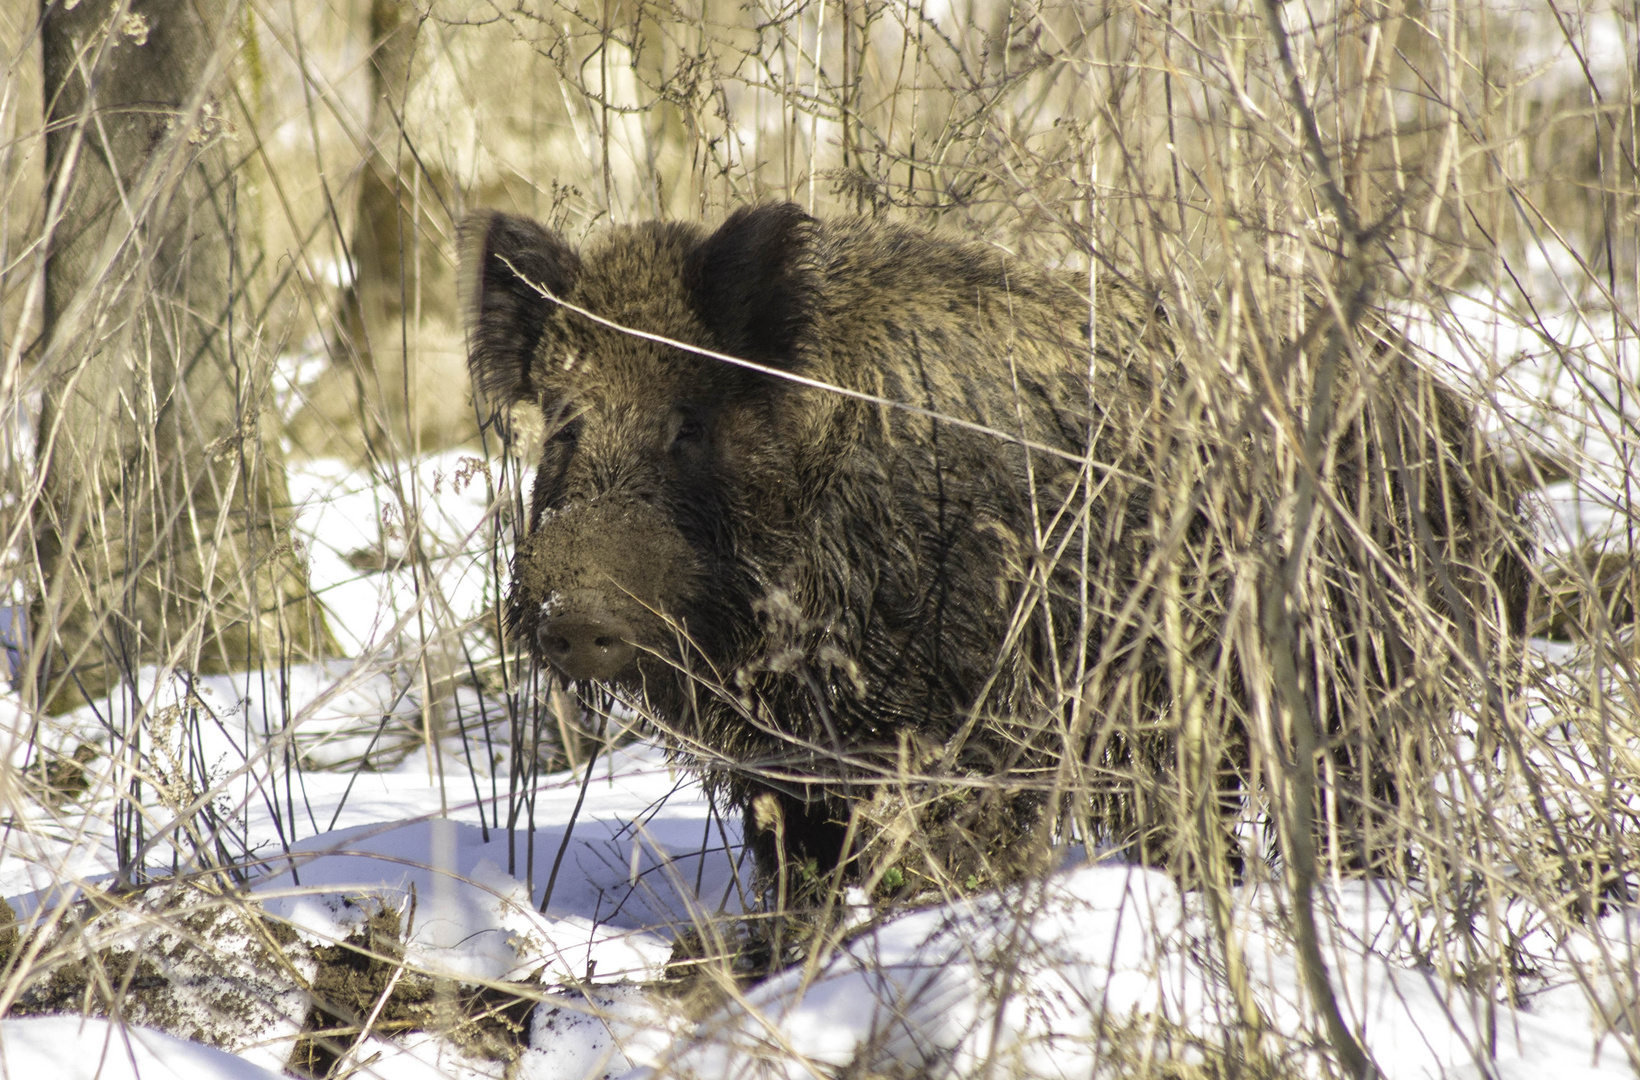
xmin=685 ymin=203 xmax=817 ymax=368
xmin=459 ymin=210 xmax=581 ymax=407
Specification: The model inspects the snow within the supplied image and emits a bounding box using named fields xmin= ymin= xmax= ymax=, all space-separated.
xmin=0 ymin=1016 xmax=287 ymax=1079
xmin=248 ymin=744 xmax=736 ymax=987
xmin=632 ymin=868 xmax=1638 ymax=1080
xmin=6 ymin=681 xmax=1638 ymax=1078
xmin=1400 ymin=289 xmax=1638 ymax=553
xmin=284 ymin=452 xmax=498 ymax=657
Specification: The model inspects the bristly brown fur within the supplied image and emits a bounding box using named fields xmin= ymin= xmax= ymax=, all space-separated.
xmin=461 ymin=204 xmax=1529 ymax=901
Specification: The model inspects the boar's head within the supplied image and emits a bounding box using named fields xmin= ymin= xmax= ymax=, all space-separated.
xmin=459 ymin=206 xmax=823 ymax=696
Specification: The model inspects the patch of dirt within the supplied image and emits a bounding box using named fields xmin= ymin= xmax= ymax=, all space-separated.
xmin=0 ymin=896 xmax=18 ymax=968
xmin=8 ymin=885 xmax=312 ymax=1057
xmin=660 ymin=906 xmax=851 ymax=1018
xmin=289 ymin=901 xmax=536 ymax=1078
xmin=5 ymin=885 xmax=542 ymax=1078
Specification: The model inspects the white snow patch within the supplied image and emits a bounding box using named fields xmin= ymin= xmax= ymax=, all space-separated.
xmin=0 ymin=1016 xmax=288 ymax=1080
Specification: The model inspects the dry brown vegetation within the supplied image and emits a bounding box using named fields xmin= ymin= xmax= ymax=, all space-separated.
xmin=0 ymin=0 xmax=1637 ymax=1077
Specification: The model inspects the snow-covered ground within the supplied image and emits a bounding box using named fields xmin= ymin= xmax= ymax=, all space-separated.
xmin=4 ymin=682 xmax=1639 ymax=1079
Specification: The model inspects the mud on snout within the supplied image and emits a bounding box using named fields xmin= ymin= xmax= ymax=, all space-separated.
xmin=509 ymin=496 xmax=701 ymax=683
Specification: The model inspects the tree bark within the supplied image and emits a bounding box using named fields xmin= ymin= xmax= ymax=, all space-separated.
xmin=32 ymin=0 xmax=333 ymax=713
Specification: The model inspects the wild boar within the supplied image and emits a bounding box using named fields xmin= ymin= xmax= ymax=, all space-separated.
xmin=460 ymin=204 xmax=1526 ymax=900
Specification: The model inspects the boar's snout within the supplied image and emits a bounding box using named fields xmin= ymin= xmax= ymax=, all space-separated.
xmin=535 ymin=604 xmax=636 ymax=681
xmin=512 ymin=497 xmax=699 ymax=684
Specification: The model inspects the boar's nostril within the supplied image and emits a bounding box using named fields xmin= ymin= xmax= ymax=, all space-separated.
xmin=536 ymin=613 xmax=636 ymax=681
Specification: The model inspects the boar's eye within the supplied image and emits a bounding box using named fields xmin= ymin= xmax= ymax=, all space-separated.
xmin=547 ymin=417 xmax=580 ymax=447
xmin=671 ymin=413 xmax=706 ymax=449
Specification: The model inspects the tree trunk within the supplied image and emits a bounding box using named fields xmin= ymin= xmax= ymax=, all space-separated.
xmin=31 ymin=0 xmax=333 ymax=713
xmin=285 ymin=0 xmax=473 ymax=461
